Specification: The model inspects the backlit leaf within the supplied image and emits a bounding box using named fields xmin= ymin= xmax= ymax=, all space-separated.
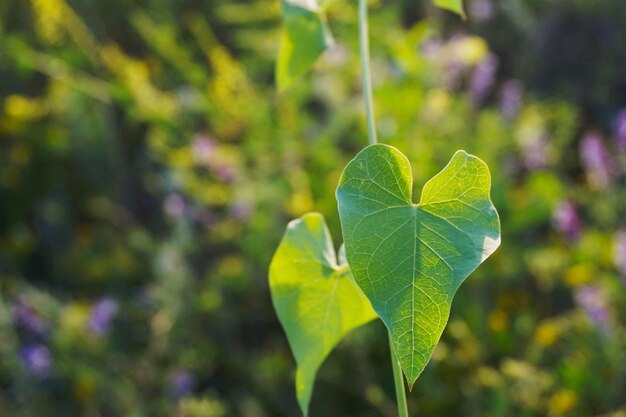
xmin=434 ymin=0 xmax=466 ymax=18
xmin=336 ymin=144 xmax=500 ymax=387
xmin=269 ymin=212 xmax=377 ymax=415
xmin=276 ymin=0 xmax=333 ymax=92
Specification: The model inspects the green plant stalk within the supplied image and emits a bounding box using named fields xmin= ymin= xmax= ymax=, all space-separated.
xmin=358 ymin=0 xmax=377 ymax=145
xmin=389 ymin=335 xmax=409 ymax=417
xmin=358 ymin=0 xmax=409 ymax=413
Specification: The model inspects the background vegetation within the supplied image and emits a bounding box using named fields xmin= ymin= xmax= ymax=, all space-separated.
xmin=1 ymin=0 xmax=626 ymax=416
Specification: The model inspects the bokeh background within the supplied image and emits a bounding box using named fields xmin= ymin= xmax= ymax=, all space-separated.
xmin=1 ymin=0 xmax=626 ymax=416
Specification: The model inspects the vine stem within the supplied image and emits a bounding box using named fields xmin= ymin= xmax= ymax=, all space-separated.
xmin=358 ymin=0 xmax=377 ymax=145
xmin=359 ymin=1 xmax=407 ymax=414
xmin=389 ymin=335 xmax=410 ymax=417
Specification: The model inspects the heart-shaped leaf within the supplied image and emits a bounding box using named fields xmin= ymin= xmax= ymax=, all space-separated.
xmin=276 ymin=0 xmax=333 ymax=92
xmin=336 ymin=144 xmax=500 ymax=387
xmin=434 ymin=0 xmax=466 ymax=18
xmin=269 ymin=212 xmax=377 ymax=416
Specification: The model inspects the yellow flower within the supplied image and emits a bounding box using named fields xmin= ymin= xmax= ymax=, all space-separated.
xmin=564 ymin=264 xmax=593 ymax=287
xmin=476 ymin=366 xmax=503 ymax=387
xmin=74 ymin=374 xmax=97 ymax=403
xmin=217 ymin=256 xmax=244 ymax=277
xmin=423 ymin=88 xmax=452 ymax=121
xmin=60 ymin=303 xmax=90 ymax=336
xmin=4 ymin=95 xmax=48 ymax=120
xmin=488 ymin=309 xmax=509 ymax=333
xmin=549 ymin=389 xmax=578 ymax=415
xmin=534 ymin=321 xmax=560 ymax=347
xmin=31 ymin=0 xmax=64 ymax=44
xmin=100 ymin=44 xmax=179 ymax=120
xmin=456 ymin=37 xmax=488 ymax=65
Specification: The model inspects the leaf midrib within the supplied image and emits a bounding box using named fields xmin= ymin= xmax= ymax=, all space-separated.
xmin=357 ymin=205 xmax=464 ymax=382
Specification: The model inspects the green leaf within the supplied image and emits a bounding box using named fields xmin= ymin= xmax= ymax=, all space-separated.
xmin=269 ymin=212 xmax=377 ymax=416
xmin=276 ymin=0 xmax=333 ymax=92
xmin=433 ymin=0 xmax=466 ymax=18
xmin=336 ymin=144 xmax=500 ymax=387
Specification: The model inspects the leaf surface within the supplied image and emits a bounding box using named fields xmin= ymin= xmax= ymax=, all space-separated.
xmin=336 ymin=144 xmax=500 ymax=387
xmin=276 ymin=0 xmax=333 ymax=92
xmin=434 ymin=0 xmax=466 ymax=18
xmin=269 ymin=212 xmax=377 ymax=415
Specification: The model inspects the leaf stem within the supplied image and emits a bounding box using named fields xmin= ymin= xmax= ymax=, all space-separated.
xmin=389 ymin=335 xmax=409 ymax=417
xmin=358 ymin=0 xmax=377 ymax=145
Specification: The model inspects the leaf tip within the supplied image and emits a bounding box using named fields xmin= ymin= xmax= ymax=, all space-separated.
xmin=286 ymin=217 xmax=303 ymax=230
xmin=297 ymin=398 xmax=310 ymax=417
xmin=433 ymin=0 xmax=466 ymax=19
xmin=299 ymin=211 xmax=321 ymax=221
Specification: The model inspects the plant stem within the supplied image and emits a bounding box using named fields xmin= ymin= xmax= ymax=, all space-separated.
xmin=389 ymin=335 xmax=409 ymax=417
xmin=358 ymin=0 xmax=377 ymax=145
xmin=359 ymin=1 xmax=405 ymax=413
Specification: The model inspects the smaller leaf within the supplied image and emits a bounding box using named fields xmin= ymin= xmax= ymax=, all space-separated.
xmin=269 ymin=213 xmax=377 ymax=416
xmin=433 ymin=0 xmax=466 ymax=18
xmin=276 ymin=0 xmax=333 ymax=92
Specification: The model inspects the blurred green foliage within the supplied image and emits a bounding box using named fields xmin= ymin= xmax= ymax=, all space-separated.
xmin=0 ymin=0 xmax=625 ymax=416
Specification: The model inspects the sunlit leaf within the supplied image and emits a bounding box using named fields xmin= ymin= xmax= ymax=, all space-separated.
xmin=434 ymin=0 xmax=466 ymax=18
xmin=269 ymin=212 xmax=377 ymax=415
xmin=336 ymin=144 xmax=500 ymax=387
xmin=276 ymin=0 xmax=333 ymax=92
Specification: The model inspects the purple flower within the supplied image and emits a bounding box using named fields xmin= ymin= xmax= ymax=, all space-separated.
xmin=421 ymin=37 xmax=443 ymax=59
xmin=613 ymin=109 xmax=626 ymax=152
xmin=469 ymin=0 xmax=494 ymax=22
xmin=87 ymin=297 xmax=119 ymax=336
xmin=442 ymin=35 xmax=472 ymax=90
xmin=499 ymin=80 xmax=523 ymax=121
xmin=553 ymin=201 xmax=581 ymax=241
xmin=469 ymin=54 xmax=499 ymax=106
xmin=164 ymin=194 xmax=187 ymax=219
xmin=522 ymin=135 xmax=549 ymax=171
xmin=614 ymin=231 xmax=626 ymax=282
xmin=190 ymin=206 xmax=215 ymax=226
xmin=580 ymin=132 xmax=614 ymax=189
xmin=213 ymin=164 xmax=236 ymax=183
xmin=229 ymin=202 xmax=252 ymax=221
xmin=575 ymin=285 xmax=611 ymax=331
xmin=191 ymin=135 xmax=216 ymax=166
xmin=422 ymin=34 xmax=471 ymax=90
xmin=20 ymin=344 xmax=52 ymax=377
xmin=442 ymin=61 xmax=468 ymax=91
xmin=170 ymin=370 xmax=196 ymax=400
xmin=13 ymin=299 xmax=47 ymax=336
